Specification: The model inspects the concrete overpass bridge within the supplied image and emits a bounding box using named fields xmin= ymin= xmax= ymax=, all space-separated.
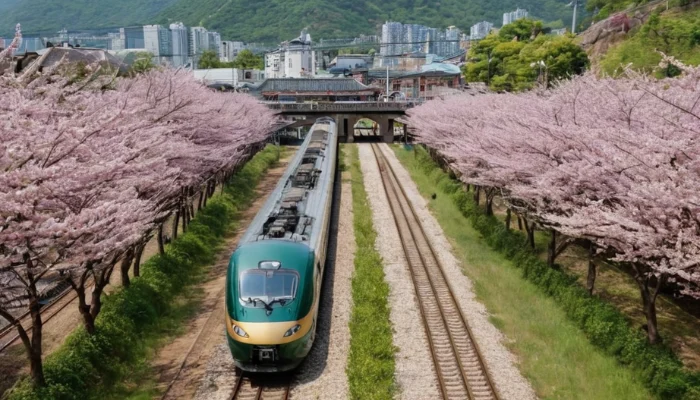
xmin=265 ymin=101 xmax=416 ymax=143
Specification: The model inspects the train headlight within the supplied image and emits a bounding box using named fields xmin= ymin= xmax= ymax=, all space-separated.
xmin=283 ymin=324 xmax=301 ymax=337
xmin=232 ymin=324 xmax=248 ymax=338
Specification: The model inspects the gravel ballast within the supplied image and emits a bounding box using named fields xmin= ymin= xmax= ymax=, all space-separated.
xmin=193 ymin=166 xmax=355 ymax=400
xmin=358 ymin=145 xmax=440 ymax=400
xmin=378 ymin=144 xmax=537 ymax=400
xmin=291 ymin=175 xmax=355 ymax=399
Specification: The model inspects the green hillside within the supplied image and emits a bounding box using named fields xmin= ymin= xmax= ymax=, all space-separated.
xmin=594 ymin=1 xmax=700 ymax=75
xmin=0 ymin=0 xmax=179 ymax=35
xmin=158 ymin=0 xmax=574 ymax=42
xmin=1 ymin=0 xmax=574 ymax=41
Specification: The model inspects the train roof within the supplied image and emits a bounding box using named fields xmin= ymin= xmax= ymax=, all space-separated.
xmin=238 ymin=119 xmax=336 ymax=250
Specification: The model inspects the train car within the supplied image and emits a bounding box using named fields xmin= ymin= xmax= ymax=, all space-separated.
xmin=225 ymin=117 xmax=337 ymax=372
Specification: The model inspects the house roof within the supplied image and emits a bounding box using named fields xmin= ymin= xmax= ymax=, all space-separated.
xmin=253 ymin=78 xmax=379 ymax=93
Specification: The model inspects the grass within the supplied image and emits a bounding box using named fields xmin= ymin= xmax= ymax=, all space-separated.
xmin=598 ymin=3 xmax=700 ymax=76
xmin=7 ymin=145 xmax=281 ymax=400
xmin=546 ymin=238 xmax=700 ymax=371
xmin=345 ymin=144 xmax=396 ymax=400
xmin=392 ymin=145 xmax=653 ymax=400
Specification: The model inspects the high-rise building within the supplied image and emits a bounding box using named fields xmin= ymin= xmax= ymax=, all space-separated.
xmin=169 ymin=22 xmax=189 ymax=67
xmin=208 ymin=31 xmax=222 ymax=58
xmin=122 ymin=26 xmax=145 ymax=49
xmin=189 ymin=27 xmax=210 ymax=64
xmin=380 ymin=22 xmax=403 ymax=57
xmin=503 ymin=8 xmax=529 ymax=26
xmin=221 ymin=41 xmax=246 ymax=62
xmin=470 ymin=21 xmax=494 ymax=40
xmin=144 ymin=24 xmax=173 ymax=64
xmin=445 ymin=26 xmax=461 ymax=56
xmin=380 ymin=21 xmax=461 ymax=60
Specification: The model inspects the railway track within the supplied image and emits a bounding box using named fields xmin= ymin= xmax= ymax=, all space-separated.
xmin=371 ymin=143 xmax=499 ymax=400
xmin=0 ymin=285 xmax=80 ymax=353
xmin=230 ymin=372 xmax=291 ymax=400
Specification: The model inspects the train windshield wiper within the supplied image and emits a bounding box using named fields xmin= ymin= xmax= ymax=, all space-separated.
xmin=247 ymin=297 xmax=273 ymax=312
xmin=269 ymin=297 xmax=292 ymax=307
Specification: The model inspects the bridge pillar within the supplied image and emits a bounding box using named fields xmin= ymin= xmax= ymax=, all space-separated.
xmin=384 ymin=118 xmax=395 ymax=143
xmin=336 ymin=114 xmax=353 ymax=143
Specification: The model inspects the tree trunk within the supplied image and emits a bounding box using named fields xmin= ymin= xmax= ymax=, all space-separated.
xmin=517 ymin=215 xmax=523 ymax=231
xmin=523 ymin=219 xmax=536 ymax=249
xmin=505 ymin=208 xmax=512 ymax=230
xmin=20 ymin=256 xmax=46 ymax=387
xmin=28 ymin=299 xmax=45 ymax=387
xmin=157 ymin=223 xmax=165 ymax=255
xmin=133 ymin=244 xmax=144 ymax=277
xmin=119 ymin=248 xmax=134 ymax=288
xmin=203 ymin=184 xmax=210 ymax=208
xmin=0 ymin=309 xmax=37 ymax=384
xmin=474 ymin=186 xmax=480 ymax=206
xmin=547 ymin=230 xmax=557 ymax=267
xmin=172 ymin=209 xmax=180 ymax=240
xmin=586 ymin=243 xmax=597 ymax=295
xmin=182 ymin=204 xmax=189 ymax=233
xmin=197 ymin=190 xmax=204 ymax=211
xmin=632 ymin=264 xmax=665 ymax=344
xmin=485 ymin=189 xmax=494 ymax=216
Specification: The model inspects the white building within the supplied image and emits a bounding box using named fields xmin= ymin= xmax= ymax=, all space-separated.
xmin=503 ymin=8 xmax=529 ymax=26
xmin=189 ymin=27 xmax=209 ymax=67
xmin=264 ymin=30 xmax=316 ymax=79
xmin=470 ymin=21 xmax=494 ymax=40
xmin=144 ymin=24 xmax=172 ymax=64
xmin=169 ymin=22 xmax=189 ymax=67
xmin=193 ymin=68 xmax=265 ymax=86
xmin=221 ymin=41 xmax=246 ymax=62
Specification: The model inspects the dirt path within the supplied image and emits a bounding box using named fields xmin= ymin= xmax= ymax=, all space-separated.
xmin=156 ymin=154 xmax=294 ymax=400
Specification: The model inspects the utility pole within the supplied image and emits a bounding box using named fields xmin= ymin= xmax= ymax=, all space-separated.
xmin=569 ymin=0 xmax=583 ymax=34
xmin=386 ymin=64 xmax=390 ymax=102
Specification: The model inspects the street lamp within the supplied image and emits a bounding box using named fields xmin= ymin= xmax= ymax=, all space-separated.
xmin=530 ymin=60 xmax=547 ymax=87
xmin=486 ymin=52 xmax=493 ymax=87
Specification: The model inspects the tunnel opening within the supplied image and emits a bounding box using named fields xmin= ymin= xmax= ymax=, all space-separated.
xmin=353 ymin=118 xmax=382 ymax=142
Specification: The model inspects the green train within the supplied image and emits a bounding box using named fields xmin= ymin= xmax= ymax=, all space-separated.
xmin=225 ymin=117 xmax=337 ymax=372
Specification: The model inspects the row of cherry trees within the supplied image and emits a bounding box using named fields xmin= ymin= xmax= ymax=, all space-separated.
xmin=407 ymin=59 xmax=700 ymax=345
xmin=0 ymin=59 xmax=277 ymax=386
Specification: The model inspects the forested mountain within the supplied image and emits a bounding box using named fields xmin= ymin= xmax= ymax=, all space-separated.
xmin=0 ymin=0 xmax=179 ymax=35
xmin=0 ymin=0 xmax=573 ymax=41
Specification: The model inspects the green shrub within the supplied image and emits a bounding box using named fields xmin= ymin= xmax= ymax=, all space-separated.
xmin=404 ymin=145 xmax=700 ymax=400
xmin=8 ymin=145 xmax=281 ymax=400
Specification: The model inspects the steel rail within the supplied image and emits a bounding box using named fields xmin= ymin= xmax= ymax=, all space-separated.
xmin=0 ymin=285 xmax=83 ymax=353
xmin=371 ymin=143 xmax=499 ymax=400
xmin=230 ymin=372 xmax=290 ymax=400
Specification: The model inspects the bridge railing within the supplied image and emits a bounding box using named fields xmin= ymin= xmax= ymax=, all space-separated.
xmin=261 ymin=101 xmax=420 ymax=112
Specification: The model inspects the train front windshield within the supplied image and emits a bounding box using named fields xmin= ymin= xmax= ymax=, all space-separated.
xmin=239 ymin=268 xmax=298 ymax=306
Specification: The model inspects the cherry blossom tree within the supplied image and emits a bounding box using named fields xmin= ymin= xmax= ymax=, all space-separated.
xmin=408 ymin=61 xmax=700 ymax=344
xmin=0 ymin=63 xmax=276 ymax=386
